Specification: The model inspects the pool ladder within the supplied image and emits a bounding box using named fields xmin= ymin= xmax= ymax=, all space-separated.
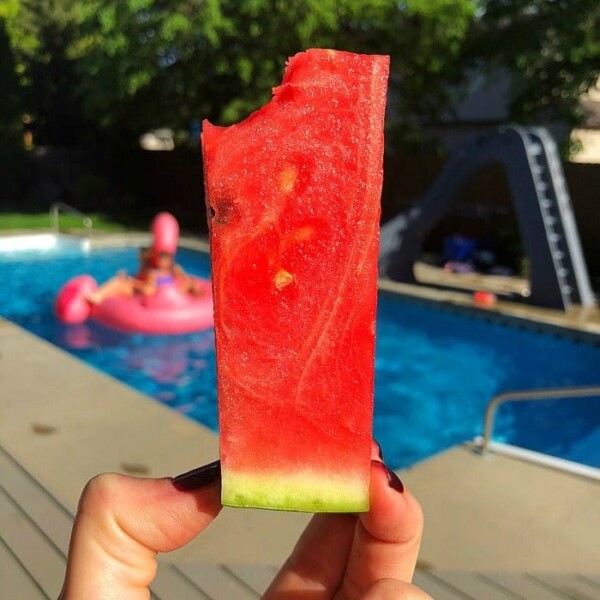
xmin=49 ymin=202 xmax=93 ymax=237
xmin=475 ymin=385 xmax=600 ymax=479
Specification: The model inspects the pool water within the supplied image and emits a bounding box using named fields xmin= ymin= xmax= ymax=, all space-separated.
xmin=1 ymin=243 xmax=599 ymax=469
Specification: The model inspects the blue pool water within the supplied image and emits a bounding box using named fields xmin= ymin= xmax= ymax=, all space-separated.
xmin=1 ymin=241 xmax=599 ymax=469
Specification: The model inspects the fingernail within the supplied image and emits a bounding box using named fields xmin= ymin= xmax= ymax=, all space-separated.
xmin=384 ymin=464 xmax=404 ymax=493
xmin=172 ymin=460 xmax=221 ymax=491
xmin=372 ymin=460 xmax=404 ymax=493
xmin=374 ymin=439 xmax=384 ymax=460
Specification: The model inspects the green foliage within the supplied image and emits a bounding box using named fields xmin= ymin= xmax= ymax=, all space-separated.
xmin=0 ymin=17 xmax=21 ymax=136
xmin=1 ymin=0 xmax=86 ymax=145
xmin=473 ymin=0 xmax=600 ymax=126
xmin=0 ymin=16 xmax=24 ymax=197
xmin=0 ymin=0 xmax=38 ymax=59
xmin=58 ymin=0 xmax=478 ymax=145
xmin=2 ymin=0 xmax=597 ymax=156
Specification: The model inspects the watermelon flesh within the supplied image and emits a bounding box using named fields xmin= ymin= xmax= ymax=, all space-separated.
xmin=202 ymin=49 xmax=389 ymax=512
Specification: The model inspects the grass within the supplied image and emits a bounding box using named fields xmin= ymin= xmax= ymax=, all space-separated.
xmin=0 ymin=212 xmax=133 ymax=233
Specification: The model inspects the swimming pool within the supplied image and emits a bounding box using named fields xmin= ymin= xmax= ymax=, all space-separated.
xmin=1 ymin=238 xmax=599 ymax=469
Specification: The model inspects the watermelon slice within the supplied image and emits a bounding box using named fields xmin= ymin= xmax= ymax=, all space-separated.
xmin=202 ymin=49 xmax=389 ymax=512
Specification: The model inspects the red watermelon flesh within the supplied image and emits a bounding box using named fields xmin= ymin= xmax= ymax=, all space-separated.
xmin=202 ymin=49 xmax=389 ymax=512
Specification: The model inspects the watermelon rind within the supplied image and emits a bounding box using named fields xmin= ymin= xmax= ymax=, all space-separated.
xmin=222 ymin=470 xmax=370 ymax=512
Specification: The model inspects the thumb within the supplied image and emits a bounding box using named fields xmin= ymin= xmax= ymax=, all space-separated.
xmin=60 ymin=462 xmax=222 ymax=600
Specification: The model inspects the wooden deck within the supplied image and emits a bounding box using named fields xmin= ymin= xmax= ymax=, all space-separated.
xmin=2 ymin=441 xmax=598 ymax=600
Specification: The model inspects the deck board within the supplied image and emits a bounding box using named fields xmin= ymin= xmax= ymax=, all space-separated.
xmin=0 ymin=539 xmax=47 ymax=600
xmin=528 ymin=574 xmax=600 ymax=600
xmin=413 ymin=570 xmax=473 ymax=599
xmin=482 ymin=572 xmax=567 ymax=599
xmin=224 ymin=564 xmax=278 ymax=596
xmin=175 ymin=563 xmax=260 ymax=599
xmin=151 ymin=562 xmax=211 ymax=600
xmin=0 ymin=444 xmax=73 ymax=554
xmin=577 ymin=575 xmax=600 ymax=590
xmin=431 ymin=571 xmax=519 ymax=599
xmin=0 ymin=484 xmax=65 ymax=598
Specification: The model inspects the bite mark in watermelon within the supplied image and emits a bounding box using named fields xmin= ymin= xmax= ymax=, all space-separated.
xmin=202 ymin=49 xmax=389 ymax=512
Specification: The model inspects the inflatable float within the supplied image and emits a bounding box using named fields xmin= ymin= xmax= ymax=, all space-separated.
xmin=55 ymin=213 xmax=214 ymax=335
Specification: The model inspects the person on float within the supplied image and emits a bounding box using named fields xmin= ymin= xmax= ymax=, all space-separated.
xmin=85 ymin=247 xmax=154 ymax=305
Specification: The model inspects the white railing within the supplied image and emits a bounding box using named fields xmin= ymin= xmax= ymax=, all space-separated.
xmin=474 ymin=385 xmax=600 ymax=479
xmin=49 ymin=202 xmax=93 ymax=237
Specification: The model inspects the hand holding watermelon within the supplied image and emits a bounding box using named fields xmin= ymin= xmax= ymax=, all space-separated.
xmin=58 ymin=455 xmax=429 ymax=599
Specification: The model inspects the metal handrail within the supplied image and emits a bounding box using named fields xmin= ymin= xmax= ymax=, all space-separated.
xmin=49 ymin=202 xmax=93 ymax=237
xmin=478 ymin=385 xmax=600 ymax=454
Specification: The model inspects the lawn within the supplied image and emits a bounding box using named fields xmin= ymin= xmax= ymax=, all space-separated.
xmin=0 ymin=212 xmax=132 ymax=233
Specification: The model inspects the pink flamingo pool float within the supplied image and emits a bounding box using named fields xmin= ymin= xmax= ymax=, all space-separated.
xmin=55 ymin=213 xmax=213 ymax=335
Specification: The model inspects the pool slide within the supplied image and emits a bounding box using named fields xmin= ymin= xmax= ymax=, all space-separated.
xmin=379 ymin=125 xmax=595 ymax=311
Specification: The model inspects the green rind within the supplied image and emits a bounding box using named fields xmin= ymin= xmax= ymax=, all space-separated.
xmin=221 ymin=471 xmax=369 ymax=513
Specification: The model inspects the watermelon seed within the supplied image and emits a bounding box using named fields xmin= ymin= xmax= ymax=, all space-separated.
xmin=294 ymin=226 xmax=313 ymax=241
xmin=279 ymin=166 xmax=297 ymax=193
xmin=274 ymin=269 xmax=294 ymax=290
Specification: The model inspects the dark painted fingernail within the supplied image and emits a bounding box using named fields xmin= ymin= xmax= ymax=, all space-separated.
xmin=374 ymin=439 xmax=384 ymax=460
xmin=384 ymin=464 xmax=404 ymax=493
xmin=172 ymin=460 xmax=221 ymax=491
xmin=372 ymin=460 xmax=404 ymax=493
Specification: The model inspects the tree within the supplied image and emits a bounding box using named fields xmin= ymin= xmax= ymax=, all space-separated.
xmin=472 ymin=0 xmax=600 ymax=128
xmin=1 ymin=0 xmax=86 ymax=145
xmin=3 ymin=0 xmax=480 ymax=152
xmin=0 ymin=18 xmax=21 ymax=141
xmin=4 ymin=1 xmax=598 ymax=155
xmin=0 ymin=13 xmax=25 ymax=198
